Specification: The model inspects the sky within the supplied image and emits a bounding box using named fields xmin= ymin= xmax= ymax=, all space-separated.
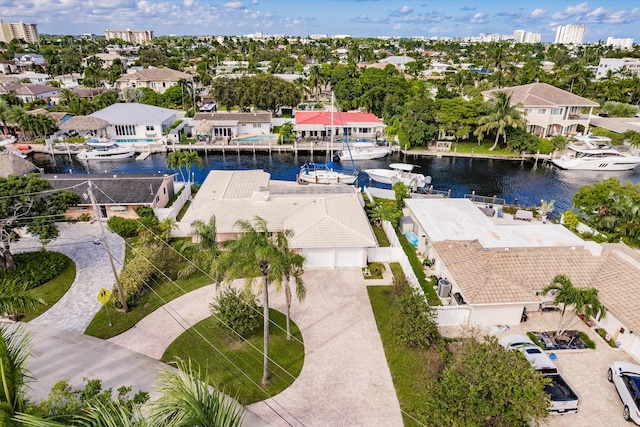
xmin=2 ymin=0 xmax=639 ymax=42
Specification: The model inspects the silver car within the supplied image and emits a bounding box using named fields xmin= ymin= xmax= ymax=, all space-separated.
xmin=608 ymin=361 xmax=640 ymax=424
xmin=500 ymin=334 xmax=558 ymax=373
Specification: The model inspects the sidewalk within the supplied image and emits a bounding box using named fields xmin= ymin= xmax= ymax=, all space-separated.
xmin=13 ymin=222 xmax=125 ymax=333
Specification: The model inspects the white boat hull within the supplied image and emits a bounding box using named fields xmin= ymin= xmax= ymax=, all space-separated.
xmin=337 ymin=147 xmax=391 ymax=161
xmin=299 ymin=170 xmax=357 ymax=185
xmin=552 ymin=156 xmax=640 ymax=171
xmin=364 ymin=168 xmax=430 ymax=188
xmin=77 ymin=144 xmax=136 ymax=160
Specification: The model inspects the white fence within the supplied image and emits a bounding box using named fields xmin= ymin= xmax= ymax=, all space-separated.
xmin=433 ymin=305 xmax=471 ymax=326
xmin=154 ymin=182 xmax=191 ymax=221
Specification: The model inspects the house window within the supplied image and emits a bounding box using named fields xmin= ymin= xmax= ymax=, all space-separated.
xmin=162 ymin=82 xmax=166 ymax=87
xmin=115 ymin=125 xmax=136 ymax=136
xmin=163 ymin=187 xmax=166 ymax=194
xmin=551 ymin=108 xmax=563 ymax=115
xmin=537 ymin=109 xmax=547 ymax=115
xmin=524 ymin=108 xmax=533 ymax=115
xmin=358 ymin=128 xmax=369 ymax=133
xmin=253 ymin=123 xmax=260 ymax=128
xmin=146 ymin=126 xmax=154 ymax=131
xmin=151 ymin=82 xmax=156 ymax=88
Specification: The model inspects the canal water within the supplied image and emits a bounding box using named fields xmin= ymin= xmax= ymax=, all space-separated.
xmin=32 ymin=151 xmax=640 ymax=212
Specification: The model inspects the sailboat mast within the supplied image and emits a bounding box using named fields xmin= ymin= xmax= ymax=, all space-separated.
xmin=330 ymin=92 xmax=334 ymax=158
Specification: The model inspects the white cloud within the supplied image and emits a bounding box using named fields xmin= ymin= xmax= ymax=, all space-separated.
xmin=183 ymin=0 xmax=194 ymax=7
xmin=399 ymin=6 xmax=412 ymax=14
xmin=223 ymin=1 xmax=243 ymax=9
xmin=469 ymin=13 xmax=486 ymax=24
xmin=252 ymin=0 xmax=258 ymax=3
xmin=529 ymin=9 xmax=547 ymax=19
xmin=585 ymin=7 xmax=605 ymax=19
xmin=393 ymin=24 xmax=402 ymax=30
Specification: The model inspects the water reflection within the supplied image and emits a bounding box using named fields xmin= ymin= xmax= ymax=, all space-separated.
xmin=32 ymin=152 xmax=640 ymax=212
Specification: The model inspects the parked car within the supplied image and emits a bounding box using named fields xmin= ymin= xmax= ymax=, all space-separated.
xmin=500 ymin=334 xmax=558 ymax=372
xmin=608 ymin=361 xmax=640 ymax=424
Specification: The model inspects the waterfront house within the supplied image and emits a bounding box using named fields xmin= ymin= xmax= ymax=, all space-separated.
xmin=295 ymin=111 xmax=386 ymax=141
xmin=482 ymin=83 xmax=599 ymax=137
xmin=177 ymin=170 xmax=377 ymax=268
xmin=90 ymin=103 xmax=177 ymax=141
xmin=0 ymin=83 xmax=57 ymax=103
xmin=405 ymin=197 xmax=640 ymax=361
xmin=45 ymin=173 xmax=176 ymax=220
xmin=26 ymin=108 xmax=74 ymax=126
xmin=115 ymin=67 xmax=193 ymax=95
xmin=191 ymin=111 xmax=272 ymax=141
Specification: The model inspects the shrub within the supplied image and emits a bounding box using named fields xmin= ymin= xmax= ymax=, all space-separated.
xmin=78 ymin=213 xmax=91 ymax=222
xmin=0 ymin=251 xmax=70 ymax=289
xmin=562 ymin=210 xmax=580 ymax=231
xmin=535 ymin=138 xmax=555 ymax=155
xmin=210 ymin=288 xmax=262 ymax=338
xmin=526 ymin=332 xmax=544 ymax=348
xmin=396 ymin=229 xmax=440 ymax=305
xmin=391 ymin=274 xmax=439 ymax=349
xmin=595 ymin=328 xmax=618 ymax=348
xmin=578 ymin=331 xmax=596 ymax=349
xmin=107 ymin=216 xmax=140 ymax=238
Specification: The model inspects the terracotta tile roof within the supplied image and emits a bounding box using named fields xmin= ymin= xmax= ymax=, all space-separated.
xmin=295 ymin=111 xmax=384 ymax=126
xmin=482 ymin=83 xmax=598 ymax=108
xmin=433 ymin=240 xmax=640 ymax=333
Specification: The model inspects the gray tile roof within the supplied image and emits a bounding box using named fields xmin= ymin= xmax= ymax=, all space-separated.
xmin=193 ymin=112 xmax=272 ymax=123
xmin=43 ymin=173 xmax=175 ymax=205
xmin=483 ymin=83 xmax=599 ymax=108
xmin=91 ymin=103 xmax=177 ymax=125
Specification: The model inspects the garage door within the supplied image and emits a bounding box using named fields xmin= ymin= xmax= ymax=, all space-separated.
xmin=302 ymin=247 xmax=365 ymax=268
xmin=334 ymin=247 xmax=365 ymax=268
xmin=303 ymin=248 xmax=334 ymax=268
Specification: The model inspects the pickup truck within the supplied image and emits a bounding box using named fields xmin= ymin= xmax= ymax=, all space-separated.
xmin=543 ymin=372 xmax=580 ymax=414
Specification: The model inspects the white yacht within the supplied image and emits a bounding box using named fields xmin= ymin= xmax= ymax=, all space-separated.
xmin=363 ymin=163 xmax=431 ymax=189
xmin=336 ymin=141 xmax=392 ymax=161
xmin=552 ymin=134 xmax=640 ymax=171
xmin=77 ymin=143 xmax=135 ymax=160
xmin=299 ymin=162 xmax=358 ymax=185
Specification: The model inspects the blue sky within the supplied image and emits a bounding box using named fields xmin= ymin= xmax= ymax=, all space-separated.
xmin=2 ymin=0 xmax=639 ymax=41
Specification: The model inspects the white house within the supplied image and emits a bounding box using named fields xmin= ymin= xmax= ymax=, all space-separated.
xmin=177 ymin=170 xmax=377 ymax=268
xmin=405 ymin=197 xmax=640 ymax=361
xmin=595 ymin=58 xmax=640 ymax=80
xmin=90 ymin=103 xmax=177 ymax=141
xmin=0 ymin=83 xmax=57 ymax=102
xmin=115 ymin=68 xmax=193 ymax=94
xmin=191 ymin=112 xmax=272 ymax=140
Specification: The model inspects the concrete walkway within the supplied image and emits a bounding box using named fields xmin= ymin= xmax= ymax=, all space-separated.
xmin=108 ymin=268 xmax=402 ymax=427
xmin=13 ymin=222 xmax=125 ymax=333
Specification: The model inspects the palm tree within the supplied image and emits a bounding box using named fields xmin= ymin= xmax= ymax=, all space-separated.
xmin=0 ymin=99 xmax=10 ymax=137
xmin=0 ymin=325 xmax=33 ymax=426
xmin=473 ymin=91 xmax=526 ymax=151
xmin=0 ymin=278 xmax=45 ymax=318
xmin=542 ymin=275 xmax=606 ymax=336
xmin=181 ymin=151 xmax=203 ymax=183
xmin=6 ymin=106 xmax=27 ymax=141
xmin=274 ymin=234 xmax=306 ymax=340
xmin=165 ymin=151 xmax=186 ymax=182
xmin=218 ymin=216 xmax=290 ymax=384
xmin=179 ymin=217 xmax=225 ymax=294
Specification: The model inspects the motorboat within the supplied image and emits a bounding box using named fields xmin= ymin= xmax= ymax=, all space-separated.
xmin=299 ymin=92 xmax=358 ymax=185
xmin=0 ymin=135 xmax=17 ymax=146
xmin=51 ymin=142 xmax=84 ymax=155
xmin=299 ymin=162 xmax=357 ymax=185
xmin=77 ymin=143 xmax=135 ymax=160
xmin=552 ymin=134 xmax=640 ymax=171
xmin=335 ymin=141 xmax=392 ymax=161
xmin=364 ymin=163 xmax=431 ymax=189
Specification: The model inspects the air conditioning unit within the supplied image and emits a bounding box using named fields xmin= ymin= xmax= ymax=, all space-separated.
xmin=437 ymin=278 xmax=452 ymax=298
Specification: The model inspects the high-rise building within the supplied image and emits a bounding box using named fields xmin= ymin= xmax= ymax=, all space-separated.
xmin=513 ymin=30 xmax=526 ymax=43
xmin=514 ymin=30 xmax=542 ymax=44
xmin=0 ymin=19 xmax=39 ymax=44
xmin=105 ymin=28 xmax=153 ymax=44
xmin=554 ymin=25 xmax=586 ymax=45
xmin=606 ymin=37 xmax=634 ymax=50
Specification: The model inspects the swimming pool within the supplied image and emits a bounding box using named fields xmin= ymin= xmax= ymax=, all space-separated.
xmin=235 ymin=135 xmax=278 ymax=142
xmin=114 ymin=139 xmax=156 ymax=143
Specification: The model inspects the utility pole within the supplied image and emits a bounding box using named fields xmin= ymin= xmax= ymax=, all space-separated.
xmin=87 ymin=181 xmax=129 ymax=313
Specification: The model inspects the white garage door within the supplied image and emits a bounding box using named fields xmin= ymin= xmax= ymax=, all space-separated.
xmin=303 ymin=248 xmax=334 ymax=268
xmin=303 ymin=247 xmax=365 ymax=268
xmin=334 ymin=247 xmax=365 ymax=268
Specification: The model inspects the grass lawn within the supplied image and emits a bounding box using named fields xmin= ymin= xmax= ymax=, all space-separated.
xmin=84 ymin=270 xmax=210 ymax=339
xmin=409 ymin=140 xmax=516 ymax=156
xmin=161 ymin=309 xmax=304 ymax=405
xmin=23 ymin=255 xmax=76 ymax=322
xmin=395 ymin=229 xmax=440 ymax=305
xmin=368 ymin=285 xmax=441 ymax=426
xmin=372 ymin=225 xmax=390 ymax=247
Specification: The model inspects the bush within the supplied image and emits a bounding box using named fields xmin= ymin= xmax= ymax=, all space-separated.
xmin=595 ymin=328 xmax=618 ymax=348
xmin=78 ymin=213 xmax=91 ymax=222
xmin=527 ymin=332 xmax=544 ymax=348
xmin=107 ymin=216 xmax=140 ymax=238
xmin=578 ymin=331 xmax=596 ymax=349
xmin=562 ymin=210 xmax=580 ymax=231
xmin=0 ymin=251 xmax=70 ymax=289
xmin=210 ymin=288 xmax=262 ymax=338
xmin=364 ymin=262 xmax=385 ymax=279
xmin=396 ymin=229 xmax=440 ymax=305
xmin=535 ymin=138 xmax=555 ymax=155
xmin=391 ymin=274 xmax=439 ymax=349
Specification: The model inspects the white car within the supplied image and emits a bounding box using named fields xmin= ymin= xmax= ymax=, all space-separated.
xmin=499 ymin=334 xmax=558 ymax=373
xmin=608 ymin=361 xmax=640 ymax=424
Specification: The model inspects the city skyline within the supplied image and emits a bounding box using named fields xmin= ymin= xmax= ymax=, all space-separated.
xmin=1 ymin=0 xmax=639 ymax=42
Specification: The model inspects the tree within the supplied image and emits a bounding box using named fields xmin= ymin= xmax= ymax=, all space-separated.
xmin=542 ymin=275 xmax=606 ymax=336
xmin=0 ymin=175 xmax=80 ymax=271
xmin=0 ymin=325 xmax=32 ymax=426
xmin=0 ymin=278 xmax=45 ymax=318
xmin=424 ymin=337 xmax=549 ymax=426
xmin=218 ymin=216 xmax=290 ymax=384
xmin=0 ymin=99 xmax=10 ymax=137
xmin=273 ymin=233 xmax=305 ymax=340
xmin=121 ymin=87 xmax=143 ymax=103
xmin=474 ymin=91 xmax=526 ymax=150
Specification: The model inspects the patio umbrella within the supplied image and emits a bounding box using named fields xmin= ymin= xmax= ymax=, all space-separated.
xmin=59 ymin=116 xmax=109 ymax=132
xmin=0 ymin=151 xmax=39 ymax=178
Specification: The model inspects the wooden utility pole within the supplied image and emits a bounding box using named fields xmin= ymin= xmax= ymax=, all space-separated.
xmin=86 ymin=181 xmax=129 ymax=312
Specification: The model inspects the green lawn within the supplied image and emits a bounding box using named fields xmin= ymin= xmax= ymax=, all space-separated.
xmin=409 ymin=140 xmax=516 ymax=156
xmin=368 ymin=285 xmax=441 ymax=426
xmin=23 ymin=256 xmax=76 ymax=322
xmin=395 ymin=229 xmax=440 ymax=305
xmin=84 ymin=270 xmax=210 ymax=339
xmin=161 ymin=309 xmax=304 ymax=405
xmin=372 ymin=225 xmax=391 ymax=247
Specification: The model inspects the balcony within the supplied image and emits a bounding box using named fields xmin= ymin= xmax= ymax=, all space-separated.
xmin=567 ymin=113 xmax=588 ymax=120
